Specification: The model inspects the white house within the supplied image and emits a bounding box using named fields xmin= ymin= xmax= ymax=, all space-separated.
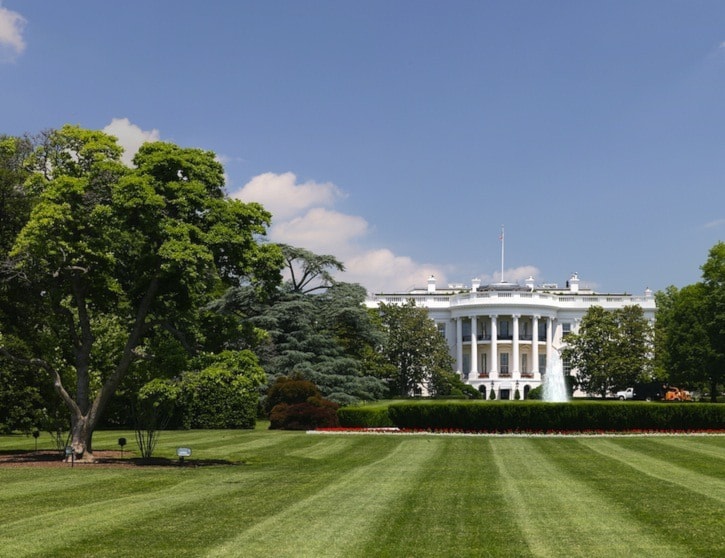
xmin=366 ymin=273 xmax=656 ymax=399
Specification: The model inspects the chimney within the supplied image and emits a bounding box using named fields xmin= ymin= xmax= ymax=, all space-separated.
xmin=569 ymin=272 xmax=580 ymax=294
xmin=525 ymin=275 xmax=535 ymax=291
xmin=427 ymin=275 xmax=436 ymax=293
xmin=471 ymin=278 xmax=481 ymax=291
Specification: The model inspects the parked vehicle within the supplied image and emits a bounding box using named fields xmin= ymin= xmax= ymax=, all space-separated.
xmin=616 ymin=383 xmax=691 ymax=402
xmin=633 ymin=382 xmax=666 ymax=401
xmin=664 ymin=386 xmax=692 ymax=402
xmin=614 ymin=382 xmax=666 ymax=401
xmin=615 ymin=387 xmax=635 ymax=400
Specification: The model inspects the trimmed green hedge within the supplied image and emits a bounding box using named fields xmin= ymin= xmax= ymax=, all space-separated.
xmin=337 ymin=401 xmax=724 ymax=432
xmin=338 ymin=406 xmax=395 ymax=428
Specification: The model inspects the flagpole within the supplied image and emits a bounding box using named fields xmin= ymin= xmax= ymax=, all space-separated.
xmin=500 ymin=225 xmax=505 ymax=283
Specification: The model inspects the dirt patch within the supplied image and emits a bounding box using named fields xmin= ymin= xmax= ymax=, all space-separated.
xmin=0 ymin=450 xmax=238 ymax=468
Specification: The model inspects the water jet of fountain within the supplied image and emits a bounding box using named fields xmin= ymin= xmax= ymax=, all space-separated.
xmin=543 ymin=347 xmax=569 ymax=402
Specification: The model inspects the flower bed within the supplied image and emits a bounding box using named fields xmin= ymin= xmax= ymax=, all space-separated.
xmin=310 ymin=427 xmax=725 ymax=437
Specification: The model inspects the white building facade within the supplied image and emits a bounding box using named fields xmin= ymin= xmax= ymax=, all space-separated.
xmin=366 ymin=273 xmax=656 ymax=400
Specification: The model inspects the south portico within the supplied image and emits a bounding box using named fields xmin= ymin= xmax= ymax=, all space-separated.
xmin=449 ymin=308 xmax=559 ymax=398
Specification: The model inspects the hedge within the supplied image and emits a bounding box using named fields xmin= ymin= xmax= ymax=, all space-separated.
xmin=341 ymin=401 xmax=724 ymax=432
xmin=338 ymin=406 xmax=395 ymax=428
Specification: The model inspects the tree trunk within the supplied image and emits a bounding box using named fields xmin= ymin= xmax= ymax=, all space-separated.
xmin=68 ymin=413 xmax=95 ymax=462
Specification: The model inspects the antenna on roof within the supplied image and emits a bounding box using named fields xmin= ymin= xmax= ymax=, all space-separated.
xmin=499 ymin=225 xmax=505 ymax=283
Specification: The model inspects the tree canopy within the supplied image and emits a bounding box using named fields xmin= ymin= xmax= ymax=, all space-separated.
xmin=655 ymin=242 xmax=725 ymax=401
xmin=378 ymin=300 xmax=455 ymax=397
xmin=0 ymin=125 xmax=283 ymax=459
xmin=563 ymin=305 xmax=653 ymax=397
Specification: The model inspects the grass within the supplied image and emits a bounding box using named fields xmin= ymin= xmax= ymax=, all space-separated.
xmin=0 ymin=426 xmax=722 ymax=557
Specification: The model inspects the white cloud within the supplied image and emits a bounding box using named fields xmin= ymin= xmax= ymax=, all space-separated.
xmin=272 ymin=207 xmax=369 ymax=256
xmin=0 ymin=5 xmax=26 ymax=62
xmin=346 ymin=249 xmax=447 ymax=294
xmin=489 ymin=265 xmax=541 ymax=284
xmin=103 ymin=118 xmax=160 ymax=166
xmin=233 ymin=172 xmax=343 ymax=221
xmin=232 ymin=172 xmax=445 ymax=292
xmin=704 ymin=218 xmax=725 ymax=229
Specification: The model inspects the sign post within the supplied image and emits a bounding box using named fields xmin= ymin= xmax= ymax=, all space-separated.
xmin=176 ymin=447 xmax=192 ymax=465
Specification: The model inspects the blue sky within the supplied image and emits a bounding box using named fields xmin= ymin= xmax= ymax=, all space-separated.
xmin=2 ymin=1 xmax=724 ymax=295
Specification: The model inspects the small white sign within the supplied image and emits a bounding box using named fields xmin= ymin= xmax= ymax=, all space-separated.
xmin=176 ymin=447 xmax=192 ymax=457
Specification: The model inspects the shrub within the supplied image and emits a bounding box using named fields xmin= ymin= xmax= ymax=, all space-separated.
xmin=265 ymin=377 xmax=320 ymax=414
xmin=526 ymin=386 xmax=542 ymax=400
xmin=176 ymin=350 xmax=265 ymax=429
xmin=269 ymin=396 xmax=340 ymax=430
xmin=266 ymin=376 xmax=340 ymax=430
xmin=386 ymin=401 xmax=725 ymax=432
xmin=338 ymin=406 xmax=395 ymax=427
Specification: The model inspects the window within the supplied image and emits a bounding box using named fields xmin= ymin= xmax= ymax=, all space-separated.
xmin=521 ymin=354 xmax=528 ymax=374
xmin=562 ymin=323 xmax=572 ymax=338
xmin=500 ymin=353 xmax=509 ymax=375
xmin=437 ymin=323 xmax=446 ymax=338
xmin=539 ymin=354 xmax=547 ymax=372
xmin=462 ymin=321 xmax=471 ymax=340
xmin=499 ymin=320 xmax=510 ymax=339
xmin=480 ymin=353 xmax=487 ymax=375
xmin=563 ymin=357 xmax=572 ymax=375
xmin=462 ymin=354 xmax=471 ymax=376
xmin=520 ymin=321 xmax=530 ymax=340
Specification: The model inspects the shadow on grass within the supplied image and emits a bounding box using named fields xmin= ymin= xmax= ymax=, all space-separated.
xmin=0 ymin=450 xmax=243 ymax=468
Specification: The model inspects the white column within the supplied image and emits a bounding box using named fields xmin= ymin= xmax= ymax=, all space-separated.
xmin=490 ymin=314 xmax=498 ymax=377
xmin=532 ymin=315 xmax=540 ymax=376
xmin=470 ymin=316 xmax=478 ymax=376
xmin=456 ymin=317 xmax=463 ymax=376
xmin=546 ymin=316 xmax=554 ymax=366
xmin=512 ymin=314 xmax=520 ymax=377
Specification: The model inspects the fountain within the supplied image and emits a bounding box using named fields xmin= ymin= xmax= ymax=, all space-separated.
xmin=542 ymin=348 xmax=569 ymax=402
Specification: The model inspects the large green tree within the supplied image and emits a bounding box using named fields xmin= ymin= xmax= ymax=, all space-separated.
xmin=700 ymin=241 xmax=725 ymax=400
xmin=563 ymin=305 xmax=653 ymax=397
xmin=656 ymin=242 xmax=725 ymax=401
xmin=0 ymin=125 xmax=282 ymax=460
xmin=378 ymin=300 xmax=455 ymax=397
xmin=0 ymin=133 xmax=49 ymax=432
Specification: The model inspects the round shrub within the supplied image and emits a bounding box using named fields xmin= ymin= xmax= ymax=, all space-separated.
xmin=265 ymin=377 xmax=320 ymax=414
xmin=269 ymin=396 xmax=340 ymax=430
xmin=176 ymin=350 xmax=265 ymax=429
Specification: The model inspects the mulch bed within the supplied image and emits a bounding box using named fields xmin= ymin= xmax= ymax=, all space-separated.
xmin=0 ymin=450 xmax=237 ymax=468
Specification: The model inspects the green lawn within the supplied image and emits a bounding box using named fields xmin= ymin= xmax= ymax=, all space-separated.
xmin=0 ymin=426 xmax=722 ymax=557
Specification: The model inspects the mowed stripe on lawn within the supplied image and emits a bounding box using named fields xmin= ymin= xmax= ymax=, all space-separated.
xmin=490 ymin=438 xmax=688 ymax=558
xmin=206 ymin=437 xmax=440 ymax=558
xmin=577 ymin=438 xmax=725 ymax=502
xmin=0 ymin=475 xmax=252 ymax=557
xmin=357 ymin=437 xmax=530 ymax=557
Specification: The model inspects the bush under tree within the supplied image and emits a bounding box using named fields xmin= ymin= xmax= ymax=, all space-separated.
xmin=267 ymin=376 xmax=340 ymax=430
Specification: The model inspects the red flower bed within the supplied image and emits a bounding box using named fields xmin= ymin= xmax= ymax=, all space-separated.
xmin=312 ymin=427 xmax=725 ymax=436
